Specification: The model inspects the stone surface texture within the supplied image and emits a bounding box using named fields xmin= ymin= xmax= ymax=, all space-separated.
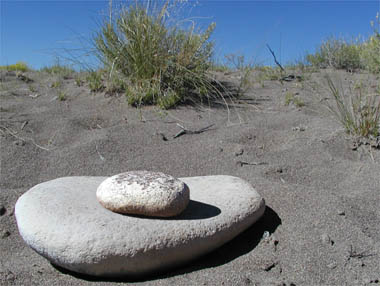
xmin=15 ymin=175 xmax=265 ymax=278
xmin=96 ymin=171 xmax=190 ymax=217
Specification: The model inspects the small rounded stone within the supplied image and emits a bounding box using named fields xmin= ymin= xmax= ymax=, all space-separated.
xmin=96 ymin=171 xmax=190 ymax=217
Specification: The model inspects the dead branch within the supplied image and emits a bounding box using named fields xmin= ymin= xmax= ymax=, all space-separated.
xmin=0 ymin=124 xmax=50 ymax=151
xmin=266 ymin=44 xmax=285 ymax=72
xmin=266 ymin=44 xmax=304 ymax=83
xmin=173 ymin=123 xmax=215 ymax=139
xmin=236 ymin=160 xmax=268 ymax=167
xmin=348 ymin=245 xmax=375 ymax=260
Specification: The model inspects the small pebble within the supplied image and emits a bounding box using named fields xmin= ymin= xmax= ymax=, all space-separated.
xmin=338 ymin=210 xmax=345 ymax=216
xmin=5 ymin=271 xmax=15 ymax=281
xmin=13 ymin=140 xmax=25 ymax=146
xmin=327 ymin=262 xmax=337 ymax=269
xmin=262 ymin=231 xmax=270 ymax=239
xmin=1 ymin=230 xmax=11 ymax=239
xmin=234 ymin=147 xmax=244 ymax=156
xmin=262 ymin=261 xmax=277 ymax=271
xmin=0 ymin=205 xmax=6 ymax=216
xmin=292 ymin=126 xmax=306 ymax=132
xmin=364 ymin=278 xmax=372 ymax=284
xmin=321 ymin=233 xmax=334 ymax=245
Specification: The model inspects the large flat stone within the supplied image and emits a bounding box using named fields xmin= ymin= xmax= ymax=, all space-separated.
xmin=15 ymin=175 xmax=265 ymax=278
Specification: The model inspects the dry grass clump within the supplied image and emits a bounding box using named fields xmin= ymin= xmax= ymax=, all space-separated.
xmin=325 ymin=75 xmax=380 ymax=139
xmin=93 ymin=0 xmax=222 ymax=109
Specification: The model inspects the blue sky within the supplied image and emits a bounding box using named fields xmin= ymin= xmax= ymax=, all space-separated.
xmin=1 ymin=1 xmax=379 ymax=69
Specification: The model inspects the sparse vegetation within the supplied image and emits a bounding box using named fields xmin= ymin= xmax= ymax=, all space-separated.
xmin=41 ymin=65 xmax=75 ymax=78
xmin=210 ymin=63 xmax=231 ymax=73
xmin=58 ymin=91 xmax=67 ymax=101
xmin=224 ymin=53 xmax=255 ymax=96
xmin=86 ymin=71 xmax=104 ymax=92
xmin=28 ymin=85 xmax=37 ymax=93
xmin=285 ymin=92 xmax=305 ymax=107
xmin=0 ymin=62 xmax=30 ymax=72
xmin=40 ymin=62 xmax=75 ymax=78
xmin=51 ymin=80 xmax=62 ymax=89
xmin=93 ymin=0 xmax=220 ymax=109
xmin=256 ymin=66 xmax=284 ymax=82
xmin=74 ymin=76 xmax=84 ymax=87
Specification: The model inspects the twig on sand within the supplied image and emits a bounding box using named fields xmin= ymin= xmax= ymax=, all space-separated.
xmin=95 ymin=144 xmax=105 ymax=161
xmin=236 ymin=160 xmax=268 ymax=167
xmin=0 ymin=124 xmax=50 ymax=151
xmin=173 ymin=123 xmax=215 ymax=139
xmin=348 ymin=245 xmax=375 ymax=260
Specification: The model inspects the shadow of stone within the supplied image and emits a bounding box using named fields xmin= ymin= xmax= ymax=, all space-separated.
xmin=161 ymin=206 xmax=281 ymax=276
xmin=52 ymin=206 xmax=281 ymax=283
xmin=170 ymin=200 xmax=222 ymax=220
xmin=123 ymin=200 xmax=221 ymax=220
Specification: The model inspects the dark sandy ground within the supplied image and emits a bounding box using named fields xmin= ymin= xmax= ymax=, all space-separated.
xmin=0 ymin=68 xmax=379 ymax=285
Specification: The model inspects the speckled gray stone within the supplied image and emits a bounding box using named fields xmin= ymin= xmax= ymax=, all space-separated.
xmin=15 ymin=175 xmax=265 ymax=278
xmin=96 ymin=171 xmax=190 ymax=217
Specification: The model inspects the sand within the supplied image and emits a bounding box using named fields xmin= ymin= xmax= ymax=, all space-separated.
xmin=0 ymin=68 xmax=379 ymax=285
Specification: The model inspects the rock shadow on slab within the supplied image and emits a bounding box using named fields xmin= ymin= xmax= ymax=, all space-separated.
xmin=123 ymin=200 xmax=221 ymax=220
xmin=164 ymin=206 xmax=281 ymax=275
xmin=52 ymin=206 xmax=280 ymax=283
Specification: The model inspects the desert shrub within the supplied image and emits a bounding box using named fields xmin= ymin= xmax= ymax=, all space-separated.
xmin=93 ymin=0 xmax=218 ymax=108
xmin=360 ymin=14 xmax=380 ymax=74
xmin=306 ymin=37 xmax=363 ymax=71
xmin=325 ymin=75 xmax=380 ymax=138
xmin=0 ymin=62 xmax=29 ymax=72
xmin=360 ymin=35 xmax=380 ymax=74
xmin=307 ymin=13 xmax=380 ymax=73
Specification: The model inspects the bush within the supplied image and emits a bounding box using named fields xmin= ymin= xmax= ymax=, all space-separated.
xmin=307 ymin=13 xmax=380 ymax=73
xmin=306 ymin=37 xmax=363 ymax=71
xmin=0 ymin=61 xmax=29 ymax=72
xmin=360 ymin=14 xmax=380 ymax=74
xmin=93 ymin=0 xmax=218 ymax=108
